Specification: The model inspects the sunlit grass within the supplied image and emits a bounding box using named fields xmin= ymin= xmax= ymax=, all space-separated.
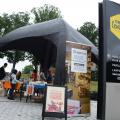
xmin=90 ymin=81 xmax=98 ymax=92
xmin=21 ymin=74 xmax=98 ymax=92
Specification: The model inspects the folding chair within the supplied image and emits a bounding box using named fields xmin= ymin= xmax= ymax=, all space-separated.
xmin=25 ymin=84 xmax=34 ymax=102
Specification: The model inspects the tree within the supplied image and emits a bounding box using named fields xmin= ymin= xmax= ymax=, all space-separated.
xmin=0 ymin=51 xmax=5 ymax=58
xmin=77 ymin=22 xmax=98 ymax=47
xmin=31 ymin=4 xmax=62 ymax=23
xmin=5 ymin=50 xmax=26 ymax=69
xmin=22 ymin=65 xmax=34 ymax=74
xmin=0 ymin=12 xmax=30 ymax=36
xmin=26 ymin=53 xmax=40 ymax=71
xmin=0 ymin=12 xmax=30 ymax=69
xmin=27 ymin=4 xmax=62 ymax=70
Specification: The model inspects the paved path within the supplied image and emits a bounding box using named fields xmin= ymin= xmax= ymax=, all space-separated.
xmin=0 ymin=97 xmax=97 ymax=120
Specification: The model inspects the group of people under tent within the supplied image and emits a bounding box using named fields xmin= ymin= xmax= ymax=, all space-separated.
xmin=31 ymin=66 xmax=56 ymax=84
xmin=0 ymin=63 xmax=56 ymax=100
xmin=0 ymin=63 xmax=24 ymax=100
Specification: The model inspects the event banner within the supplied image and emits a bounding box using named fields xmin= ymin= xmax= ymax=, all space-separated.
xmin=65 ymin=41 xmax=91 ymax=116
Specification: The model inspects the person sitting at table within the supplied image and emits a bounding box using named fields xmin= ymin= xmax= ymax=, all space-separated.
xmin=33 ymin=70 xmax=46 ymax=96
xmin=2 ymin=72 xmax=11 ymax=96
xmin=8 ymin=69 xmax=19 ymax=100
xmin=40 ymin=71 xmax=46 ymax=81
xmin=31 ymin=69 xmax=37 ymax=81
xmin=46 ymin=70 xmax=52 ymax=83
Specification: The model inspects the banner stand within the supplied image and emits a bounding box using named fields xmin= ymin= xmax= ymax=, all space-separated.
xmin=42 ymin=86 xmax=67 ymax=120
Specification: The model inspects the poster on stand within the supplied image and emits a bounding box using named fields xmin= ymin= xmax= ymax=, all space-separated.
xmin=42 ymin=86 xmax=67 ymax=120
xmin=45 ymin=86 xmax=65 ymax=113
xmin=65 ymin=41 xmax=91 ymax=116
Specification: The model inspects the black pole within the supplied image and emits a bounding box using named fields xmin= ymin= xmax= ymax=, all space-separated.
xmin=97 ymin=3 xmax=106 ymax=120
xmin=97 ymin=0 xmax=109 ymax=119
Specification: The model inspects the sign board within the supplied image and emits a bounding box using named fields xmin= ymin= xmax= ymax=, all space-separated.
xmin=45 ymin=86 xmax=65 ymax=113
xmin=98 ymin=1 xmax=120 ymax=120
xmin=65 ymin=41 xmax=91 ymax=116
xmin=42 ymin=86 xmax=67 ymax=120
xmin=67 ymin=99 xmax=80 ymax=117
xmin=71 ymin=48 xmax=87 ymax=73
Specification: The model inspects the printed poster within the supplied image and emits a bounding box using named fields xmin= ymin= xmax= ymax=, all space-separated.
xmin=45 ymin=86 xmax=65 ymax=113
xmin=71 ymin=48 xmax=87 ymax=73
xmin=67 ymin=99 xmax=80 ymax=117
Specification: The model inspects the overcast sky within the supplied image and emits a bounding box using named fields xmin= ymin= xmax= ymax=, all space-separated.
xmin=0 ymin=0 xmax=119 ymax=28
xmin=0 ymin=0 xmax=104 ymax=28
xmin=0 ymin=0 xmax=120 ymax=72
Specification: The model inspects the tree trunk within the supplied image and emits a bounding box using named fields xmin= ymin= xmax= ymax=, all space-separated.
xmin=12 ymin=62 xmax=16 ymax=69
xmin=12 ymin=52 xmax=16 ymax=70
xmin=33 ymin=64 xmax=38 ymax=72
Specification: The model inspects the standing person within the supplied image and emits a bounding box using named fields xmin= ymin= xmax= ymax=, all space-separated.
xmin=16 ymin=71 xmax=21 ymax=80
xmin=8 ymin=69 xmax=18 ymax=100
xmin=0 ymin=63 xmax=8 ymax=81
xmin=0 ymin=63 xmax=8 ymax=96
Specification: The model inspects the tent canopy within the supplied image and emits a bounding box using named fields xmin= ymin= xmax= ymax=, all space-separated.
xmin=0 ymin=18 xmax=98 ymax=85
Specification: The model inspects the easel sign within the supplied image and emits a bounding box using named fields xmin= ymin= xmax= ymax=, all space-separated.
xmin=42 ymin=86 xmax=67 ymax=120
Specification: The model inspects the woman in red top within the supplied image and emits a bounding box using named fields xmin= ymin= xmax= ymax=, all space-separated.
xmin=31 ymin=70 xmax=37 ymax=81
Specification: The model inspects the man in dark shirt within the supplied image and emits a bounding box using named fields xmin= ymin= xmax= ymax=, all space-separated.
xmin=0 ymin=63 xmax=8 ymax=80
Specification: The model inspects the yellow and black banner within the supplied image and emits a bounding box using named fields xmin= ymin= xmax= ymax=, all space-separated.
xmin=98 ymin=1 xmax=120 ymax=120
xmin=106 ymin=1 xmax=120 ymax=83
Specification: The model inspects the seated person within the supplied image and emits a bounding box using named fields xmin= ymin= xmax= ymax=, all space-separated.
xmin=46 ymin=70 xmax=52 ymax=83
xmin=8 ymin=69 xmax=19 ymax=100
xmin=40 ymin=71 xmax=46 ymax=81
xmin=31 ymin=70 xmax=37 ymax=81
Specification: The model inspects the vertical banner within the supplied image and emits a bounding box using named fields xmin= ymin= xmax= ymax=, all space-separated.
xmin=65 ymin=41 xmax=91 ymax=116
xmin=99 ymin=0 xmax=120 ymax=120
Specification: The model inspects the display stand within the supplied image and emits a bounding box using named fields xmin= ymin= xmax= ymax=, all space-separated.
xmin=42 ymin=85 xmax=67 ymax=120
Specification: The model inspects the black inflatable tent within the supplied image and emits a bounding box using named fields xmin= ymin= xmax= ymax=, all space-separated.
xmin=0 ymin=18 xmax=98 ymax=85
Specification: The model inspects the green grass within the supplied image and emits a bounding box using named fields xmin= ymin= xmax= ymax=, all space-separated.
xmin=21 ymin=74 xmax=31 ymax=79
xmin=90 ymin=81 xmax=98 ymax=92
xmin=21 ymin=73 xmax=98 ymax=92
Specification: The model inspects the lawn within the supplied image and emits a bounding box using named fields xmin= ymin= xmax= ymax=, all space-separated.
xmin=21 ymin=74 xmax=31 ymax=79
xmin=90 ymin=81 xmax=98 ymax=92
xmin=21 ymin=73 xmax=98 ymax=92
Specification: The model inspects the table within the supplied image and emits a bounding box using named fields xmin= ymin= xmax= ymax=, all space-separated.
xmin=25 ymin=82 xmax=47 ymax=102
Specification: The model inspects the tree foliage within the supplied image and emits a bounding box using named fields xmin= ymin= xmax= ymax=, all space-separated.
xmin=26 ymin=53 xmax=40 ymax=70
xmin=0 ymin=12 xmax=30 ymax=36
xmin=77 ymin=22 xmax=98 ymax=47
xmin=31 ymin=4 xmax=62 ymax=23
xmin=22 ymin=65 xmax=34 ymax=74
xmin=0 ymin=12 xmax=30 ymax=69
xmin=28 ymin=4 xmax=62 ymax=69
xmin=0 ymin=51 xmax=5 ymax=58
xmin=5 ymin=50 xmax=26 ymax=69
